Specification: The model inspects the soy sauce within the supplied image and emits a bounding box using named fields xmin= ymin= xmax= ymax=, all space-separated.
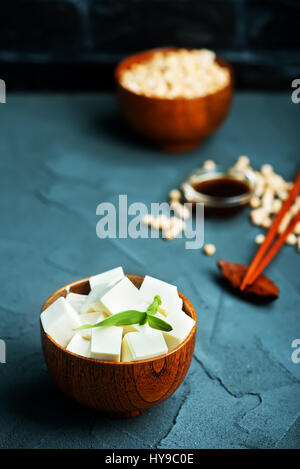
xmin=192 ymin=177 xmax=250 ymax=198
xmin=189 ymin=176 xmax=252 ymax=217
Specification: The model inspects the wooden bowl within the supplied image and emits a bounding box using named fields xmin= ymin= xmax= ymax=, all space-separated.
xmin=115 ymin=47 xmax=233 ymax=152
xmin=40 ymin=275 xmax=197 ymax=418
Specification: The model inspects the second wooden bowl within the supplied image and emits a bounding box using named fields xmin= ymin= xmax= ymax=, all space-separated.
xmin=41 ymin=275 xmax=197 ymax=418
xmin=115 ymin=48 xmax=233 ymax=152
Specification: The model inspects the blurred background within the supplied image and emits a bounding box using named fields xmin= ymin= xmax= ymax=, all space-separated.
xmin=1 ymin=0 xmax=299 ymax=91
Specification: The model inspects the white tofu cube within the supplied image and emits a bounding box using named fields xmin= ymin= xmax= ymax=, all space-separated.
xmin=90 ymin=326 xmax=123 ymax=362
xmin=40 ymin=297 xmax=81 ymax=347
xmin=78 ymin=312 xmax=106 ymax=339
xmin=66 ymin=333 xmax=90 ymax=358
xmin=121 ymin=330 xmax=168 ymax=362
xmin=89 ymin=266 xmax=124 ymax=289
xmin=139 ymin=275 xmax=182 ymax=316
xmin=156 ymin=310 xmax=195 ymax=351
xmin=99 ymin=276 xmax=143 ymax=316
xmin=66 ymin=292 xmax=87 ymax=312
xmin=80 ymin=276 xmax=123 ymax=314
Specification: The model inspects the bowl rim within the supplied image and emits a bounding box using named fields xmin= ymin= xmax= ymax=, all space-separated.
xmin=40 ymin=274 xmax=197 ymax=366
xmin=115 ymin=46 xmax=233 ymax=102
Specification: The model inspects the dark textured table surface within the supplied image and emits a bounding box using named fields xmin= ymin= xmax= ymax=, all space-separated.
xmin=0 ymin=92 xmax=299 ymax=449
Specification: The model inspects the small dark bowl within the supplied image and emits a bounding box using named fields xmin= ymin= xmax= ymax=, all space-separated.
xmin=40 ymin=274 xmax=197 ymax=418
xmin=182 ymin=166 xmax=256 ymax=217
xmin=115 ymin=47 xmax=234 ymax=153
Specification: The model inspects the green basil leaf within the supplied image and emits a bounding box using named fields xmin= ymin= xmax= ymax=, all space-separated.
xmin=146 ymin=295 xmax=162 ymax=316
xmin=139 ymin=315 xmax=148 ymax=325
xmin=147 ymin=314 xmax=173 ymax=332
xmin=73 ymin=310 xmax=147 ymax=331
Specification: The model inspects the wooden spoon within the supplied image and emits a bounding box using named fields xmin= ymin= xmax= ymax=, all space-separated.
xmin=217 ymin=259 xmax=279 ymax=303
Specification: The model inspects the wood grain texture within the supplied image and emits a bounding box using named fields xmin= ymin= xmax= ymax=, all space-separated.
xmin=115 ymin=47 xmax=233 ymax=152
xmin=217 ymin=259 xmax=279 ymax=303
xmin=40 ymin=275 xmax=197 ymax=417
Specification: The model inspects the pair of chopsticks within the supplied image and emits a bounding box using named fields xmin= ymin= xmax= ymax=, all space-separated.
xmin=240 ymin=169 xmax=300 ymax=290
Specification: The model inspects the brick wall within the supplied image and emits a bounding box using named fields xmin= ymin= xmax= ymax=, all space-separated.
xmin=1 ymin=0 xmax=299 ymax=90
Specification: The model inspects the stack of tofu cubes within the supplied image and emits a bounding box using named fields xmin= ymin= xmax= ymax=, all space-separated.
xmin=41 ymin=267 xmax=195 ymax=362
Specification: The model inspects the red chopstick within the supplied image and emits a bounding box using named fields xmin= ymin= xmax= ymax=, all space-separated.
xmin=240 ymin=168 xmax=300 ymax=290
xmin=246 ymin=209 xmax=300 ymax=285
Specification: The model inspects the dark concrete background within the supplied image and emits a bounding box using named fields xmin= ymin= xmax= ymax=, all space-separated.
xmin=0 ymin=0 xmax=299 ymax=90
xmin=0 ymin=91 xmax=299 ymax=448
